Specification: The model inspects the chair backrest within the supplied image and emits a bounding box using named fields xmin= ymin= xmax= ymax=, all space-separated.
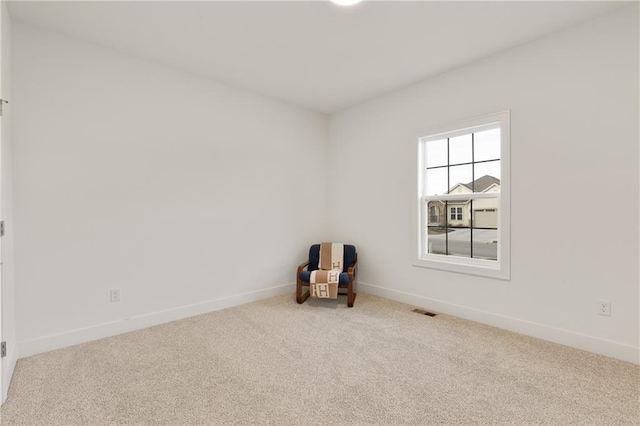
xmin=308 ymin=244 xmax=356 ymax=272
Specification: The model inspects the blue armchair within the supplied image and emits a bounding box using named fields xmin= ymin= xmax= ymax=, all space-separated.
xmin=296 ymin=244 xmax=358 ymax=307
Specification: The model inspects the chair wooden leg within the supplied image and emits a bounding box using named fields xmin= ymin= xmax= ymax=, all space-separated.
xmin=347 ymin=280 xmax=356 ymax=307
xmin=296 ymin=280 xmax=310 ymax=304
xmin=299 ymin=290 xmax=310 ymax=304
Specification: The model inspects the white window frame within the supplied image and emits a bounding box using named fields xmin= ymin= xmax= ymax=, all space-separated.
xmin=413 ymin=111 xmax=510 ymax=280
xmin=450 ymin=207 xmax=463 ymax=221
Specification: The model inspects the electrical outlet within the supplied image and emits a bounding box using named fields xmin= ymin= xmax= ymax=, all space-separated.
xmin=110 ymin=288 xmax=121 ymax=303
xmin=597 ymin=300 xmax=611 ymax=316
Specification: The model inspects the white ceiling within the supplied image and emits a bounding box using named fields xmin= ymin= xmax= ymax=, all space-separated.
xmin=8 ymin=0 xmax=627 ymax=113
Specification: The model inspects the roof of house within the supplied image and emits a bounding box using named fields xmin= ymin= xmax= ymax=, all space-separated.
xmin=459 ymin=175 xmax=500 ymax=192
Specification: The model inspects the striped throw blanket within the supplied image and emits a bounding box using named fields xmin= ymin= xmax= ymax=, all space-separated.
xmin=309 ymin=242 xmax=344 ymax=299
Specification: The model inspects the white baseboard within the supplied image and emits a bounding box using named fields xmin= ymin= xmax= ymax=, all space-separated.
xmin=16 ymin=281 xmax=638 ymax=365
xmin=18 ymin=283 xmax=295 ymax=359
xmin=2 ymin=344 xmax=18 ymax=405
xmin=358 ymin=281 xmax=639 ymax=365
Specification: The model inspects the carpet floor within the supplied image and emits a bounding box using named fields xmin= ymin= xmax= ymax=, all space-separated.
xmin=1 ymin=293 xmax=638 ymax=425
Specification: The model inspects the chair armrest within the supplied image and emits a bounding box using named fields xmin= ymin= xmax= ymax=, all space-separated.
xmin=297 ymin=261 xmax=310 ymax=275
xmin=347 ymin=254 xmax=358 ymax=277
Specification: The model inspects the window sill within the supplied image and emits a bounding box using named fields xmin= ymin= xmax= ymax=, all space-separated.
xmin=413 ymin=256 xmax=510 ymax=281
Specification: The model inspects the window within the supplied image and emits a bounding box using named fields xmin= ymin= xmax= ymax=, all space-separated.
xmin=450 ymin=207 xmax=462 ymax=221
xmin=429 ymin=206 xmax=438 ymax=222
xmin=414 ymin=111 xmax=510 ymax=280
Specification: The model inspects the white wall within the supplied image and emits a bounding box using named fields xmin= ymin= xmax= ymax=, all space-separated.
xmin=328 ymin=6 xmax=639 ymax=363
xmin=1 ymin=0 xmax=16 ymax=403
xmin=13 ymin=23 xmax=328 ymax=356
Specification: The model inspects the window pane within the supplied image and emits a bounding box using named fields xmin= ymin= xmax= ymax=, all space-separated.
xmin=474 ymin=128 xmax=500 ymax=162
xmin=449 ymin=133 xmax=472 ymax=165
xmin=473 ymin=160 xmax=500 ymax=192
xmin=425 ymin=139 xmax=447 ymax=168
xmin=446 ymin=227 xmax=471 ymax=258
xmin=426 ymin=168 xmax=448 ymax=196
xmin=448 ymin=164 xmax=472 ymax=194
xmin=426 ymin=226 xmax=448 ymax=256
xmin=472 ymin=229 xmax=498 ymax=261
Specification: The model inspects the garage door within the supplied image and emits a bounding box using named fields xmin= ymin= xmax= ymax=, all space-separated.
xmin=473 ymin=209 xmax=497 ymax=228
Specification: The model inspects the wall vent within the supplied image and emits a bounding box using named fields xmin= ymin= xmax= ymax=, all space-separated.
xmin=412 ymin=308 xmax=437 ymax=317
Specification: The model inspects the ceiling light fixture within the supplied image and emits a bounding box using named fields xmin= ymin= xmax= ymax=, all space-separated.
xmin=331 ymin=0 xmax=364 ymax=6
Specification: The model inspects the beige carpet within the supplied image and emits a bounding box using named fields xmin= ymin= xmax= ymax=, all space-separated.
xmin=1 ymin=293 xmax=638 ymax=425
